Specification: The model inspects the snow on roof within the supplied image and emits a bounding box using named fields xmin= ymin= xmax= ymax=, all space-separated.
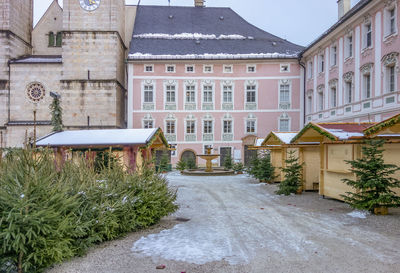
xmin=133 ymin=33 xmax=247 ymax=40
xmin=273 ymin=132 xmax=298 ymax=144
xmin=36 ymin=128 xmax=161 ymax=147
xmin=255 ymin=138 xmax=264 ymax=147
xmin=324 ymin=129 xmax=364 ymax=141
xmin=318 ymin=123 xmax=375 ymax=141
xmin=128 ymin=52 xmax=298 ymax=60
xmin=10 ymin=55 xmax=62 ymax=64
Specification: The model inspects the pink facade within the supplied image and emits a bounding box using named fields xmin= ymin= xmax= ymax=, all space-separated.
xmin=302 ymin=0 xmax=400 ymax=124
xmin=128 ymin=61 xmax=302 ymax=165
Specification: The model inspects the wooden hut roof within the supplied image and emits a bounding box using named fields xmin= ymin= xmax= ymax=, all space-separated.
xmin=262 ymin=132 xmax=298 ymax=146
xmin=364 ymin=113 xmax=400 ymax=137
xmin=36 ymin=128 xmax=169 ymax=149
xmin=291 ymin=122 xmax=375 ymax=144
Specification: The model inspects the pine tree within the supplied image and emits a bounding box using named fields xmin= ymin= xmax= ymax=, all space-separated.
xmin=276 ymin=150 xmax=303 ymax=195
xmin=248 ymin=156 xmax=260 ymax=178
xmin=50 ymin=96 xmax=63 ymax=132
xmin=223 ymin=152 xmax=233 ymax=170
xmin=258 ymin=154 xmax=276 ymax=183
xmin=341 ymin=139 xmax=400 ymax=212
xmin=176 ymin=159 xmax=186 ymax=172
xmin=186 ymin=158 xmax=197 ymax=170
xmin=159 ymin=153 xmax=170 ymax=172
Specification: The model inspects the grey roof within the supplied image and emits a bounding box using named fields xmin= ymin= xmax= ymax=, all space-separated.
xmin=301 ymin=0 xmax=372 ymax=55
xmin=129 ymin=5 xmax=303 ymax=60
xmin=9 ymin=55 xmax=62 ymax=64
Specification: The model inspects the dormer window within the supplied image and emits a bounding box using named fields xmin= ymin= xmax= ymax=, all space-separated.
xmin=204 ymin=65 xmax=213 ymax=73
xmin=223 ymin=65 xmax=233 ymax=73
xmin=280 ymin=64 xmax=290 ymax=73
xmin=144 ymin=64 xmax=154 ymax=72
xmin=166 ymin=65 xmax=176 ymax=73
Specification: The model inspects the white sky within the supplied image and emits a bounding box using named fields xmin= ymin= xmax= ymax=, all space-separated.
xmin=34 ymin=0 xmax=361 ymax=46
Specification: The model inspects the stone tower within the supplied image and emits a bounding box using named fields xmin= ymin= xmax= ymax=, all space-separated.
xmin=0 ymin=0 xmax=33 ymax=144
xmin=61 ymin=0 xmax=126 ymax=130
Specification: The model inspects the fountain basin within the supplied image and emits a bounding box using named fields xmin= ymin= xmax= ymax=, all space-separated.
xmin=182 ymin=168 xmax=235 ymax=176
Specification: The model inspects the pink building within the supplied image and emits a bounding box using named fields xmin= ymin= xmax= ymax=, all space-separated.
xmin=301 ymin=0 xmax=400 ymax=124
xmin=127 ymin=2 xmax=303 ymax=165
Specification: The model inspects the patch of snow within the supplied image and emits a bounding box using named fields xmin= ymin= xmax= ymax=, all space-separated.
xmin=347 ymin=210 xmax=369 ymax=219
xmin=325 ymin=129 xmax=364 ymax=140
xmin=128 ymin=52 xmax=299 ymax=60
xmin=20 ymin=194 xmax=25 ymax=199
xmin=274 ymin=132 xmax=298 ymax=144
xmin=133 ymin=33 xmax=247 ymax=40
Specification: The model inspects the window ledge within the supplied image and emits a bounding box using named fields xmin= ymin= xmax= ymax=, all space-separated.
xmin=344 ymin=57 xmax=354 ymax=63
xmin=383 ymin=32 xmax=398 ymax=43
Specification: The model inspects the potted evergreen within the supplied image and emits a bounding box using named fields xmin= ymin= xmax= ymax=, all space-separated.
xmin=276 ymin=150 xmax=303 ymax=195
xmin=176 ymin=159 xmax=186 ymax=173
xmin=341 ymin=139 xmax=400 ymax=215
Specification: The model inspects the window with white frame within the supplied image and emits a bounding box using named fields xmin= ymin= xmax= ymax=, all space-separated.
xmin=363 ymin=73 xmax=371 ymax=99
xmin=203 ymin=85 xmax=213 ymax=103
xmin=223 ymin=120 xmax=232 ymax=134
xmin=223 ymin=85 xmax=233 ymax=103
xmin=143 ymin=114 xmax=154 ymax=128
xmin=279 ymin=114 xmax=290 ymax=132
xmin=306 ymin=90 xmax=313 ymax=114
xmin=363 ymin=22 xmax=372 ymax=48
xmin=385 ymin=6 xmax=397 ymax=37
xmin=143 ymin=84 xmax=154 ymax=103
xmin=317 ymin=86 xmax=324 ymax=111
xmin=165 ymin=85 xmax=176 ymax=103
xmin=345 ymin=81 xmax=353 ymax=104
xmin=382 ymin=53 xmax=398 ymax=93
xmin=203 ymin=65 xmax=213 ymax=73
xmin=166 ymin=120 xmax=176 ymax=134
xmin=279 ymin=82 xmax=290 ymax=109
xmin=186 ymin=120 xmax=195 ymax=134
xmin=330 ymin=86 xmax=337 ymax=108
xmin=280 ymin=64 xmax=290 ymax=73
xmin=246 ymin=120 xmax=256 ymax=133
xmin=318 ymin=54 xmax=325 ymax=73
xmin=203 ymin=120 xmax=213 ymax=134
xmin=246 ymin=85 xmax=256 ymax=103
xmin=307 ymin=61 xmax=313 ymax=79
xmin=166 ymin=64 xmax=176 ymax=73
xmin=185 ymin=85 xmax=196 ymax=103
xmin=186 ymin=65 xmax=195 ymax=73
xmin=144 ymin=64 xmax=153 ymax=72
xmin=331 ymin=45 xmax=337 ymax=67
xmin=345 ymin=34 xmax=353 ymax=59
xmin=247 ymin=65 xmax=256 ymax=73
xmin=223 ymin=65 xmax=233 ymax=73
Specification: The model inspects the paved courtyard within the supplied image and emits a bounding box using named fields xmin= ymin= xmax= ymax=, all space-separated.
xmin=48 ymin=173 xmax=400 ymax=273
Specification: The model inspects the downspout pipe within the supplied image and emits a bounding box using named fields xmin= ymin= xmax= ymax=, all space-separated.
xmin=7 ymin=60 xmax=11 ymax=123
xmin=298 ymin=54 xmax=306 ymax=127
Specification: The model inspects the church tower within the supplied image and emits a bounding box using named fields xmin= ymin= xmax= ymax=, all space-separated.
xmin=0 ymin=0 xmax=33 ymax=144
xmin=61 ymin=0 xmax=126 ymax=129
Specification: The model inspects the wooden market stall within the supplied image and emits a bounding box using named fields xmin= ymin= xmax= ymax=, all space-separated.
xmin=364 ymin=113 xmax=400 ymax=195
xmin=261 ymin=132 xmax=298 ymax=183
xmin=291 ymin=122 xmax=376 ymax=200
xmin=36 ymin=128 xmax=169 ymax=172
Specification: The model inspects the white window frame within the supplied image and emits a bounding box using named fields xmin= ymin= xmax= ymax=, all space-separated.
xmin=280 ymin=63 xmax=290 ymax=73
xmin=144 ymin=64 xmax=154 ymax=73
xmin=223 ymin=65 xmax=233 ymax=73
xmin=278 ymin=79 xmax=291 ymax=109
xmin=344 ymin=80 xmax=353 ymax=104
xmin=345 ymin=34 xmax=353 ymax=59
xmin=330 ymin=45 xmax=337 ymax=67
xmin=141 ymin=80 xmax=156 ymax=108
xmin=278 ymin=114 xmax=291 ymax=132
xmin=385 ymin=64 xmax=397 ymax=93
xmin=142 ymin=115 xmax=154 ymax=129
xmin=186 ymin=119 xmax=196 ymax=134
xmin=201 ymin=82 xmax=215 ymax=106
xmin=306 ymin=90 xmax=313 ymax=114
xmin=384 ymin=4 xmax=398 ymax=37
xmin=363 ymin=21 xmax=373 ymax=49
xmin=317 ymin=86 xmax=324 ymax=112
xmin=247 ymin=64 xmax=257 ymax=73
xmin=185 ymin=64 xmax=195 ymax=73
xmin=307 ymin=61 xmax=313 ymax=79
xmin=165 ymin=119 xmax=176 ymax=135
xmin=221 ymin=83 xmax=234 ymax=104
xmin=184 ymin=82 xmax=197 ymax=104
xmin=203 ymin=64 xmax=213 ymax=73
xmin=165 ymin=64 xmax=176 ymax=73
xmin=223 ymin=119 xmax=233 ymax=134
xmin=203 ymin=119 xmax=214 ymax=134
xmin=245 ymin=114 xmax=257 ymax=134
xmin=330 ymin=86 xmax=337 ymax=108
xmin=245 ymin=83 xmax=257 ymax=103
xmin=318 ymin=54 xmax=325 ymax=73
xmin=362 ymin=73 xmax=372 ymax=99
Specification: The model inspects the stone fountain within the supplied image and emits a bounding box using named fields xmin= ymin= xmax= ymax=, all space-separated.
xmin=182 ymin=147 xmax=235 ymax=176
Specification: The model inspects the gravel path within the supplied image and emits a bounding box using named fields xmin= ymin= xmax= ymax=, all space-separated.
xmin=48 ymin=172 xmax=400 ymax=273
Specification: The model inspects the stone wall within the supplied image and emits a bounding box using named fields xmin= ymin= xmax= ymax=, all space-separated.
xmin=0 ymin=0 xmax=33 ymax=44
xmin=6 ymin=124 xmax=52 ymax=148
xmin=32 ymin=1 xmax=63 ymax=55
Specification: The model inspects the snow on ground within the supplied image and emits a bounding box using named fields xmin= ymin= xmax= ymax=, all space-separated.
xmin=132 ymin=173 xmax=400 ymax=266
xmin=347 ymin=210 xmax=370 ymax=219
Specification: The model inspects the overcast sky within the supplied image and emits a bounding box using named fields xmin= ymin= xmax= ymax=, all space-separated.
xmin=34 ymin=0 xmax=361 ymax=46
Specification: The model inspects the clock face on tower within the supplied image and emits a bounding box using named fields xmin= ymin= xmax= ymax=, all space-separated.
xmin=79 ymin=0 xmax=101 ymax=11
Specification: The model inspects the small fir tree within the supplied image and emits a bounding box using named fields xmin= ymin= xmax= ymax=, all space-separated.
xmin=258 ymin=154 xmax=276 ymax=182
xmin=186 ymin=158 xmax=197 ymax=170
xmin=276 ymin=150 xmax=303 ymax=195
xmin=247 ymin=156 xmax=261 ymax=178
xmin=50 ymin=95 xmax=63 ymax=132
xmin=233 ymin=162 xmax=244 ymax=173
xmin=158 ymin=153 xmax=170 ymax=173
xmin=341 ymin=139 xmax=400 ymax=212
xmin=223 ymin=152 xmax=233 ymax=170
xmin=176 ymin=159 xmax=186 ymax=172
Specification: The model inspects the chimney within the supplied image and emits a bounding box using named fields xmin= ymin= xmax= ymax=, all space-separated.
xmin=195 ymin=0 xmax=205 ymax=7
xmin=337 ymin=0 xmax=351 ymax=19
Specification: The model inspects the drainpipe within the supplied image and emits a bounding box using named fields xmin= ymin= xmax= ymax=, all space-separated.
xmin=298 ymin=56 xmax=306 ymax=127
xmin=7 ymin=60 xmax=11 ymax=122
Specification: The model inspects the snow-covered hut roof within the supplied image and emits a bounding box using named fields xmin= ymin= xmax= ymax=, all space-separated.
xmin=364 ymin=113 xmax=400 ymax=137
xmin=262 ymin=132 xmax=298 ymax=146
xmin=255 ymin=138 xmax=264 ymax=147
xmin=36 ymin=128 xmax=168 ymax=148
xmin=128 ymin=5 xmax=303 ymax=60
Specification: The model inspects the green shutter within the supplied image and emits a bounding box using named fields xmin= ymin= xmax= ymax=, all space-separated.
xmin=48 ymin=32 xmax=54 ymax=47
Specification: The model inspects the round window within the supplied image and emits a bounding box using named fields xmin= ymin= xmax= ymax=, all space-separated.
xmin=27 ymin=82 xmax=45 ymax=102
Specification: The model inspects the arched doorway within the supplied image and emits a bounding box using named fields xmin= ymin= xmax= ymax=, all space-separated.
xmin=181 ymin=149 xmax=196 ymax=164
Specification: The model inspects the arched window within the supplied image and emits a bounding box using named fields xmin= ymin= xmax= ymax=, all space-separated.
xmin=56 ymin=32 xmax=62 ymax=47
xmin=48 ymin=32 xmax=55 ymax=47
